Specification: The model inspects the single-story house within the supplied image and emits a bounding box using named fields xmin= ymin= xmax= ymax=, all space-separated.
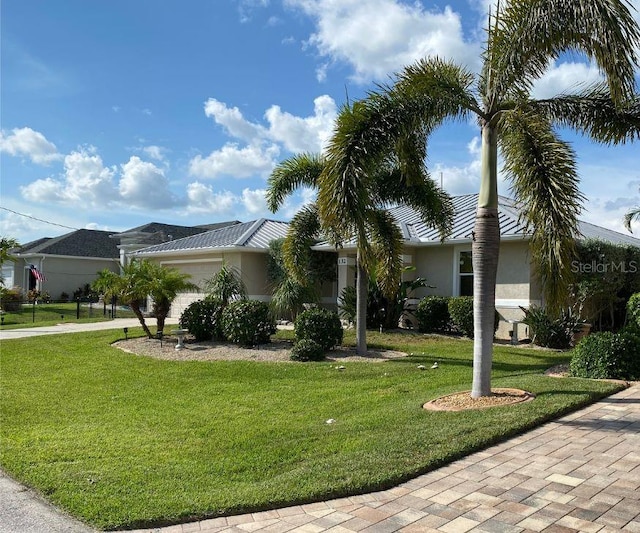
xmin=4 ymin=221 xmax=240 ymax=301
xmin=6 ymin=229 xmax=121 ymax=300
xmin=128 ymin=194 xmax=640 ymax=336
xmin=321 ymin=193 xmax=640 ymax=336
xmin=130 ymin=218 xmax=296 ymax=318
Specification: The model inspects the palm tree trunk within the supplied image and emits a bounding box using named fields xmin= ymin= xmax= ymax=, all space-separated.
xmin=356 ymin=249 xmax=368 ymax=355
xmin=130 ymin=299 xmax=153 ymax=338
xmin=471 ymin=123 xmax=500 ymax=398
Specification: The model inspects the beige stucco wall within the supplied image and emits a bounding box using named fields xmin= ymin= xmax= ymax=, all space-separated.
xmin=412 ymin=246 xmax=454 ymax=298
xmin=16 ymin=256 xmax=119 ymax=300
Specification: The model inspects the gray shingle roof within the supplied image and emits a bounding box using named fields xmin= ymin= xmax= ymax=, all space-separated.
xmin=16 ymin=229 xmax=120 ymax=258
xmin=132 ymin=219 xmax=289 ymax=256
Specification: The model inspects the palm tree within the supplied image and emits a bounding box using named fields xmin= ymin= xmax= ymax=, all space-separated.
xmin=319 ymin=1 xmax=640 ymax=396
xmin=93 ymin=260 xmax=198 ymax=338
xmin=145 ymin=262 xmax=199 ymax=334
xmin=203 ymin=262 xmax=247 ymax=305
xmin=267 ymin=142 xmax=452 ymax=354
xmin=0 ymin=237 xmax=19 ymax=287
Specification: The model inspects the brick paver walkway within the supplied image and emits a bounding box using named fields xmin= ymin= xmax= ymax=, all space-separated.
xmin=124 ymin=384 xmax=640 ymax=533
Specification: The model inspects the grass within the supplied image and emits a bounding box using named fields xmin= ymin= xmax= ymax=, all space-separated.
xmin=0 ymin=328 xmax=624 ymax=530
xmin=0 ymin=302 xmax=137 ymax=329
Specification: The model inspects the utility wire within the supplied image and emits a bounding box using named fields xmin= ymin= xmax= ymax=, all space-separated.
xmin=0 ymin=206 xmax=80 ymax=231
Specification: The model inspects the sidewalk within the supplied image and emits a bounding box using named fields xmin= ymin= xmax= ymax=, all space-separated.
xmin=0 ymin=318 xmax=179 ymax=340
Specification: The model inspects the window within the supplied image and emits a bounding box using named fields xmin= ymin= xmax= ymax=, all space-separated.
xmin=458 ymin=250 xmax=473 ymax=296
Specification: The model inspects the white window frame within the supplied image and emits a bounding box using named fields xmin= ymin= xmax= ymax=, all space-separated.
xmin=452 ymin=245 xmax=473 ymax=297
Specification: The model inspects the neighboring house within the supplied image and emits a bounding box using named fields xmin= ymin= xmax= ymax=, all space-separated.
xmin=131 ymin=218 xmax=294 ymax=318
xmin=8 ymin=230 xmax=121 ymax=299
xmin=318 ymin=194 xmax=640 ymax=337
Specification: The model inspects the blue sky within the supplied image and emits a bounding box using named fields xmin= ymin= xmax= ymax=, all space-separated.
xmin=1 ymin=0 xmax=639 ymax=244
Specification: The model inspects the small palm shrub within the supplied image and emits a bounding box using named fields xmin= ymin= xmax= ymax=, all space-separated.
xmin=290 ymin=338 xmax=325 ymax=362
xmin=415 ymin=296 xmax=450 ymax=333
xmin=295 ymin=307 xmax=343 ymax=351
xmin=570 ymin=330 xmax=640 ymax=380
xmin=627 ymin=293 xmax=640 ymax=331
xmin=521 ymin=306 xmax=581 ymax=349
xmin=180 ymin=298 xmax=225 ymax=341
xmin=221 ymin=300 xmax=276 ymax=346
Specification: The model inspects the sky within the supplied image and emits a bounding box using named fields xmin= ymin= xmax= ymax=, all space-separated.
xmin=1 ymin=0 xmax=640 ymax=245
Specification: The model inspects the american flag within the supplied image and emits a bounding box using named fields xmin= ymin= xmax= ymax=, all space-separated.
xmin=30 ymin=265 xmax=46 ymax=282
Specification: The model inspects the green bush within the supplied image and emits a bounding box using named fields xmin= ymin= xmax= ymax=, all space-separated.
xmin=447 ymin=296 xmax=499 ymax=338
xmin=290 ymin=338 xmax=325 ymax=362
xmin=415 ymin=296 xmax=450 ymax=333
xmin=521 ymin=306 xmax=581 ymax=349
xmin=294 ymin=307 xmax=343 ymax=351
xmin=221 ymin=300 xmax=276 ymax=346
xmin=180 ymin=298 xmax=226 ymax=342
xmin=627 ymin=293 xmax=640 ymax=330
xmin=570 ymin=330 xmax=640 ymax=380
xmin=0 ymin=287 xmax=23 ymax=312
xmin=448 ymin=297 xmax=474 ymax=337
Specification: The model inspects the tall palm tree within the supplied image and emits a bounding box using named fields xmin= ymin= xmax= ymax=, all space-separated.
xmin=319 ymin=1 xmax=640 ymax=396
xmin=267 ymin=142 xmax=452 ymax=354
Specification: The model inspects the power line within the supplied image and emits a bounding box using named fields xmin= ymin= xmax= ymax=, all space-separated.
xmin=0 ymin=206 xmax=80 ymax=231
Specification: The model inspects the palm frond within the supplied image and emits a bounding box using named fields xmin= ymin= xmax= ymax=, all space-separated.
xmin=531 ymin=84 xmax=640 ymax=144
xmin=500 ymin=110 xmax=585 ymax=312
xmin=367 ymin=209 xmax=405 ymax=299
xmin=282 ymin=203 xmax=322 ymax=283
xmin=489 ymin=0 xmax=639 ymax=104
xmin=266 ymin=153 xmax=324 ymax=213
xmin=625 ymin=206 xmax=640 ymax=233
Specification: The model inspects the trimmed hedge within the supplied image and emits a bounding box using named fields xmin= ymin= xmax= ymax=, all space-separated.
xmin=570 ymin=330 xmax=640 ymax=380
xmin=180 ymin=298 xmax=226 ymax=341
xmin=290 ymin=338 xmax=325 ymax=362
xmin=294 ymin=307 xmax=343 ymax=351
xmin=415 ymin=296 xmax=450 ymax=333
xmin=221 ymin=300 xmax=276 ymax=346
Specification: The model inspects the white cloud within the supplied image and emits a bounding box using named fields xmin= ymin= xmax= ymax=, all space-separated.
xmin=531 ymin=61 xmax=603 ymax=99
xmin=0 ymin=127 xmax=62 ymax=165
xmin=21 ymin=147 xmax=118 ymax=205
xmin=194 ymin=95 xmax=337 ymax=180
xmin=142 ymin=145 xmax=168 ymax=162
xmin=119 ymin=156 xmax=178 ymax=209
xmin=189 ymin=143 xmax=279 ymax=179
xmin=264 ymin=95 xmax=337 ymax=153
xmin=241 ymin=188 xmax=268 ymax=214
xmin=204 ymin=98 xmax=265 ymax=142
xmin=186 ymin=182 xmax=238 ymax=214
xmin=285 ymin=0 xmax=479 ymax=82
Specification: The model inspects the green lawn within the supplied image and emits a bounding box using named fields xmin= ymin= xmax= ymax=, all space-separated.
xmin=0 ymin=328 xmax=623 ymax=530
xmin=0 ymin=302 xmax=137 ymax=329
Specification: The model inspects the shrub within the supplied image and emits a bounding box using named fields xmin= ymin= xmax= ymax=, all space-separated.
xmin=627 ymin=293 xmax=640 ymax=331
xmin=447 ymin=297 xmax=499 ymax=338
xmin=0 ymin=287 xmax=23 ymax=312
xmin=294 ymin=307 xmax=343 ymax=351
xmin=448 ymin=297 xmax=474 ymax=337
xmin=521 ymin=306 xmax=581 ymax=349
xmin=415 ymin=296 xmax=450 ymax=333
xmin=570 ymin=330 xmax=640 ymax=380
xmin=180 ymin=298 xmax=226 ymax=341
xmin=221 ymin=300 xmax=276 ymax=346
xmin=290 ymin=338 xmax=325 ymax=362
